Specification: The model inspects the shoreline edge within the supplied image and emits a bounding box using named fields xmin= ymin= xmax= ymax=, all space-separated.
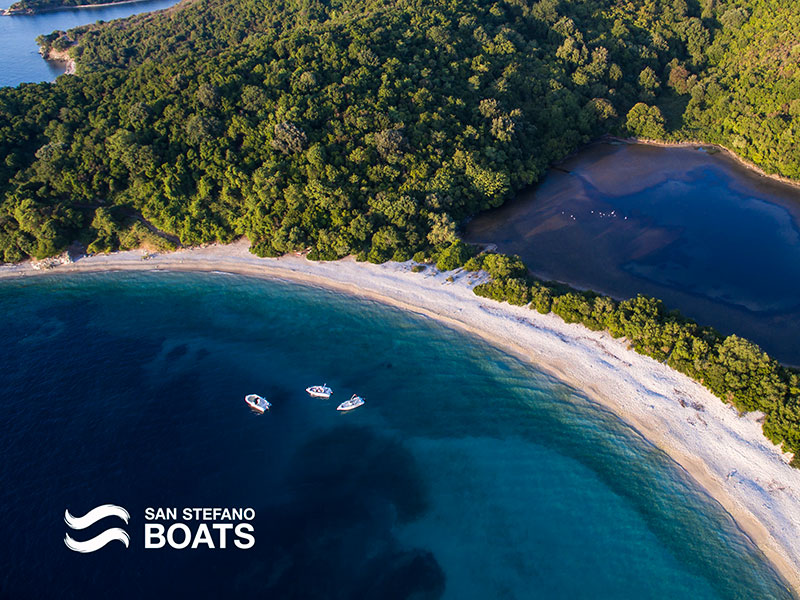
xmin=2 ymin=240 xmax=799 ymax=595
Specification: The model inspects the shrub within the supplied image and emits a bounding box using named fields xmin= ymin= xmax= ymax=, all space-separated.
xmin=435 ymin=240 xmax=474 ymax=272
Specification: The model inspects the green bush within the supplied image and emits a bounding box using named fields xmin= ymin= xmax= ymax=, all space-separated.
xmin=481 ymin=253 xmax=527 ymax=280
xmin=530 ymin=284 xmax=553 ymax=314
xmin=435 ymin=241 xmax=474 ymax=272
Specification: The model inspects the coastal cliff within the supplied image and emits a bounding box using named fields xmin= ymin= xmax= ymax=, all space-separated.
xmin=40 ymin=46 xmax=76 ymax=74
xmin=35 ymin=32 xmax=76 ymax=74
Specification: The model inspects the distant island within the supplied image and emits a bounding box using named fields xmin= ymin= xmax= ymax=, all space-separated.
xmin=2 ymin=0 xmax=144 ymax=15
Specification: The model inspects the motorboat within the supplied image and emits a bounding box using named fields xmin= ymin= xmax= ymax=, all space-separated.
xmin=306 ymin=384 xmax=333 ymax=399
xmin=245 ymin=394 xmax=271 ymax=413
xmin=337 ymin=394 xmax=365 ymax=411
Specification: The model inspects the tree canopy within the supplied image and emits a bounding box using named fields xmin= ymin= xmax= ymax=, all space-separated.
xmin=1 ymin=0 xmax=727 ymax=262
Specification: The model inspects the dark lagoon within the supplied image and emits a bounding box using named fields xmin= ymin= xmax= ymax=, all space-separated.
xmin=0 ymin=0 xmax=179 ymax=88
xmin=0 ymin=271 xmax=794 ymax=599
xmin=465 ymin=142 xmax=800 ymax=365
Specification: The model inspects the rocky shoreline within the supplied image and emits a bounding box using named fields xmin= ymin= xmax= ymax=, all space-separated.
xmin=38 ymin=45 xmax=76 ymax=73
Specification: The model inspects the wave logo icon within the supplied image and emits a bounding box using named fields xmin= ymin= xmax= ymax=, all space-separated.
xmin=64 ymin=504 xmax=131 ymax=553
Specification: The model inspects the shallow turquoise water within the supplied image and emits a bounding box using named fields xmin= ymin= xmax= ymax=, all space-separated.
xmin=0 ymin=271 xmax=793 ymax=598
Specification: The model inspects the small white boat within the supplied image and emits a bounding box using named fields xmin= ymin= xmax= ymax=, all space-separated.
xmin=245 ymin=394 xmax=271 ymax=413
xmin=306 ymin=383 xmax=333 ymax=399
xmin=337 ymin=394 xmax=365 ymax=412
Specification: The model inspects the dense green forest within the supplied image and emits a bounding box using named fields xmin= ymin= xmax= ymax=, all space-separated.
xmin=0 ymin=0 xmax=741 ymax=263
xmin=675 ymin=0 xmax=800 ymax=177
xmin=3 ymin=0 xmax=796 ymax=263
xmin=4 ymin=0 xmax=135 ymax=15
xmin=1 ymin=0 xmax=800 ymax=461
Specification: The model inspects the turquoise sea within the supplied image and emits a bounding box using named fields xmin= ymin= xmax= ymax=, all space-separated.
xmin=0 ymin=271 xmax=794 ymax=599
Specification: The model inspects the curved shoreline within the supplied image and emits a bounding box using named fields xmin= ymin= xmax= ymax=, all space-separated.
xmin=609 ymin=136 xmax=800 ymax=192
xmin=2 ymin=240 xmax=800 ymax=594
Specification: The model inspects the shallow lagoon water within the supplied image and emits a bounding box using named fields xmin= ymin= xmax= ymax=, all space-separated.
xmin=0 ymin=271 xmax=793 ymax=599
xmin=466 ymin=143 xmax=800 ymax=365
xmin=0 ymin=0 xmax=179 ymax=87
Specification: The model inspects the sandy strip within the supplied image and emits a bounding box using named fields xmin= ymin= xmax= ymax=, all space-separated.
xmin=2 ymin=239 xmax=800 ymax=592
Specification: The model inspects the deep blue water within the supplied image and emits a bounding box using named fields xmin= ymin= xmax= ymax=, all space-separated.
xmin=465 ymin=143 xmax=800 ymax=365
xmin=0 ymin=0 xmax=179 ymax=88
xmin=0 ymin=271 xmax=794 ymax=599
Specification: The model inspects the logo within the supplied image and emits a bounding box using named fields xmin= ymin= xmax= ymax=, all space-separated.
xmin=144 ymin=507 xmax=256 ymax=549
xmin=64 ymin=505 xmax=256 ymax=552
xmin=64 ymin=504 xmax=130 ymax=553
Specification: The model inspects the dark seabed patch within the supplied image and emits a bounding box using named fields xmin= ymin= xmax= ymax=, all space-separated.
xmin=256 ymin=426 xmax=444 ymax=599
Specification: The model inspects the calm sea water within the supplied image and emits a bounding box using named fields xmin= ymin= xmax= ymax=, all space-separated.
xmin=466 ymin=143 xmax=800 ymax=365
xmin=0 ymin=271 xmax=793 ymax=599
xmin=0 ymin=0 xmax=179 ymax=88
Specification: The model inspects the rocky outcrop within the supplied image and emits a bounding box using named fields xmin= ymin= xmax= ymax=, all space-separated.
xmin=37 ymin=36 xmax=77 ymax=74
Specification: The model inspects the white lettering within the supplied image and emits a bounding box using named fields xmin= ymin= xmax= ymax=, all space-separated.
xmin=191 ymin=524 xmax=215 ymax=549
xmin=167 ymin=524 xmax=192 ymax=549
xmin=234 ymin=523 xmax=255 ymax=549
xmin=144 ymin=524 xmax=166 ymax=548
xmin=213 ymin=523 xmax=233 ymax=549
xmin=141 ymin=508 xmax=256 ymax=550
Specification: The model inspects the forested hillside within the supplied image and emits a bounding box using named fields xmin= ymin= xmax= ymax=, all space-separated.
xmin=1 ymin=0 xmax=718 ymax=262
xmin=2 ymin=0 xmax=798 ymax=262
xmin=676 ymin=0 xmax=800 ymax=177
